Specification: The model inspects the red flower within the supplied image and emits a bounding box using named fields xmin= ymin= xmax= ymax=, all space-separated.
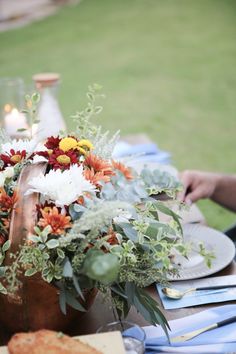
xmin=48 ymin=149 xmax=78 ymax=170
xmin=0 ymin=149 xmax=27 ymax=167
xmin=34 ymin=150 xmax=50 ymax=161
xmin=45 ymin=136 xmax=61 ymax=150
xmin=112 ymin=160 xmax=133 ymax=180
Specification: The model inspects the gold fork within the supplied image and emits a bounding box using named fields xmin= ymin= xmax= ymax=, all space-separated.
xmin=171 ymin=315 xmax=236 ymax=343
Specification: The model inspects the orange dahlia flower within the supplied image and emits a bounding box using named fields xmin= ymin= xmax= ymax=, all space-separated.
xmin=38 ymin=206 xmax=72 ymax=235
xmin=83 ymin=168 xmax=110 ymax=186
xmin=84 ymin=154 xmax=114 ymax=176
xmin=0 ymin=188 xmax=18 ymax=212
xmin=112 ymin=160 xmax=133 ymax=180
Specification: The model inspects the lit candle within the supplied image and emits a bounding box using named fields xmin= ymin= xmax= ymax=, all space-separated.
xmin=4 ymin=108 xmax=30 ymax=138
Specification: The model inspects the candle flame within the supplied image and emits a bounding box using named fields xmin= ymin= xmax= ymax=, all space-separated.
xmin=11 ymin=108 xmax=19 ymax=117
xmin=4 ymin=104 xmax=12 ymax=113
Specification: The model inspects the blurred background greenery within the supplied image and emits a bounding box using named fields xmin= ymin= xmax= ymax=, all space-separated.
xmin=0 ymin=0 xmax=236 ymax=229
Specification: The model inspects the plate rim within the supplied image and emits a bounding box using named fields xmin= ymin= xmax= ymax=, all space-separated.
xmin=167 ymin=223 xmax=236 ymax=281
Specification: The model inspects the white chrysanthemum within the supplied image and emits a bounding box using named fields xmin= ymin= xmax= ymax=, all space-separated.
xmin=0 ymin=172 xmax=5 ymax=188
xmin=26 ymin=164 xmax=96 ymax=206
xmin=1 ymin=139 xmax=37 ymax=154
xmin=0 ymin=167 xmax=15 ymax=187
xmin=3 ymin=166 xmax=15 ymax=178
xmin=32 ymin=154 xmax=48 ymax=164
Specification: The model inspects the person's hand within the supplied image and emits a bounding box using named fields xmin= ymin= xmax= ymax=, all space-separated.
xmin=179 ymin=170 xmax=219 ymax=204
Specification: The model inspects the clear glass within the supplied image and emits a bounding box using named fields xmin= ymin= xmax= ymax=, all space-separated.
xmin=97 ymin=320 xmax=146 ymax=354
xmin=0 ymin=77 xmax=29 ymax=138
xmin=32 ymin=78 xmax=67 ymax=140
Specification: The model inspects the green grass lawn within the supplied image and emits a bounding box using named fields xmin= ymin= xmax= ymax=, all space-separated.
xmin=0 ymin=0 xmax=236 ymax=229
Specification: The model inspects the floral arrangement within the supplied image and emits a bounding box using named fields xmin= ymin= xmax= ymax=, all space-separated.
xmin=0 ymin=85 xmax=210 ymax=336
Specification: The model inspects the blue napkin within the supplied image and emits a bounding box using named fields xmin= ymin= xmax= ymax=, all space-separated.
xmin=112 ymin=142 xmax=171 ymax=165
xmin=157 ymin=281 xmax=236 ymax=310
xmin=139 ymin=305 xmax=236 ymax=353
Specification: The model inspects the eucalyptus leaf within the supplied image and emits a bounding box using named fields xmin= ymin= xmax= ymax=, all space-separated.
xmin=134 ymin=286 xmax=170 ymax=339
xmin=117 ymin=223 xmax=137 ymax=242
xmin=63 ymin=259 xmax=73 ymax=278
xmin=59 ymin=288 xmax=67 ymax=315
xmin=111 ymin=284 xmax=127 ymax=300
xmin=111 ymin=287 xmax=130 ymax=318
xmin=125 ymin=282 xmax=136 ymax=307
xmin=69 ymin=203 xmax=88 ymax=221
xmin=72 ymin=275 xmax=85 ymax=301
xmin=83 ymin=250 xmax=119 ymax=285
xmin=154 ymin=201 xmax=182 ymax=232
xmin=73 ymin=204 xmax=87 ymax=213
xmin=65 ymin=291 xmax=86 ymax=312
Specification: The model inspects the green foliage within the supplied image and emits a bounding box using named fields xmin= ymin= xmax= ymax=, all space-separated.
xmin=198 ymin=242 xmax=216 ymax=268
xmin=23 ymin=93 xmax=41 ymax=138
xmin=140 ymin=168 xmax=182 ymax=198
xmin=83 ymin=250 xmax=120 ymax=285
xmin=0 ymin=84 xmax=219 ymax=337
xmin=0 ymin=240 xmax=11 ymax=294
xmin=72 ymin=84 xmax=120 ymax=159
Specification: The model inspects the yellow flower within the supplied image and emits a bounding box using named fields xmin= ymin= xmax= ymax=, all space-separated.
xmin=10 ymin=154 xmax=23 ymax=164
xmin=77 ymin=147 xmax=87 ymax=155
xmin=59 ymin=137 xmax=78 ymax=152
xmin=56 ymin=155 xmax=71 ymax=165
xmin=77 ymin=139 xmax=94 ymax=151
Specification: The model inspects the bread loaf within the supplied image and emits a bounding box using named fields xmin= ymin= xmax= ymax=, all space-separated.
xmin=8 ymin=329 xmax=102 ymax=354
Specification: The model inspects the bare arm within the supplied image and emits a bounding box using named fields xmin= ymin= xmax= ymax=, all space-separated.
xmin=211 ymin=174 xmax=236 ymax=212
xmin=180 ymin=170 xmax=236 ymax=212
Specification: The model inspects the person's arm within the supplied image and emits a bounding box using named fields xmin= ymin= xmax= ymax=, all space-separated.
xmin=180 ymin=170 xmax=236 ymax=212
xmin=211 ymin=174 xmax=236 ymax=212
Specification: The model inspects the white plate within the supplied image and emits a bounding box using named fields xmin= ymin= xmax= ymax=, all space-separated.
xmin=168 ymin=223 xmax=236 ymax=281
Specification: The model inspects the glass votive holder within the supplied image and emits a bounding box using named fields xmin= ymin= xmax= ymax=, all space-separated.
xmin=0 ymin=77 xmax=29 ymax=138
xmin=97 ymin=320 xmax=146 ymax=354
